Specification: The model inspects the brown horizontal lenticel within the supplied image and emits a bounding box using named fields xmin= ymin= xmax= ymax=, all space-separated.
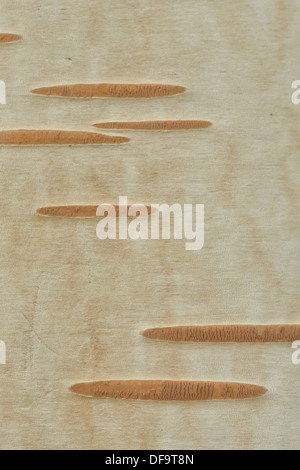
xmin=70 ymin=380 xmax=267 ymax=401
xmin=0 ymin=130 xmax=129 ymax=146
xmin=142 ymin=325 xmax=300 ymax=343
xmin=94 ymin=120 xmax=212 ymax=130
xmin=0 ymin=33 xmax=22 ymax=43
xmin=31 ymin=83 xmax=186 ymax=98
xmin=37 ymin=205 xmax=153 ymax=218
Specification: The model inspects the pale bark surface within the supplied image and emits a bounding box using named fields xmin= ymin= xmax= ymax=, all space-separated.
xmin=0 ymin=0 xmax=299 ymax=450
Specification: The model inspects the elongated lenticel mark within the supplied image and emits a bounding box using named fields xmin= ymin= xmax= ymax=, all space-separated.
xmin=0 ymin=130 xmax=129 ymax=146
xmin=69 ymin=380 xmax=267 ymax=401
xmin=0 ymin=33 xmax=21 ymax=43
xmin=37 ymin=206 xmax=153 ymax=218
xmin=31 ymin=83 xmax=186 ymax=98
xmin=142 ymin=325 xmax=300 ymax=343
xmin=94 ymin=120 xmax=212 ymax=130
